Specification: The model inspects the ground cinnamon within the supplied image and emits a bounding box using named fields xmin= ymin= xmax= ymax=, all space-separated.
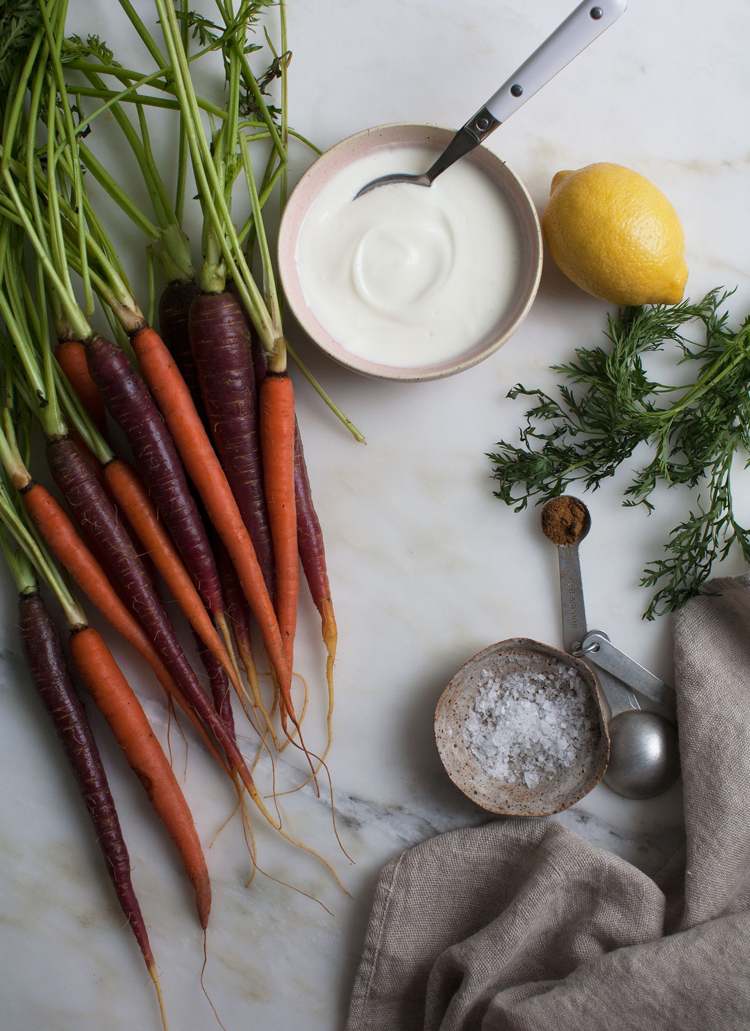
xmin=541 ymin=496 xmax=589 ymax=546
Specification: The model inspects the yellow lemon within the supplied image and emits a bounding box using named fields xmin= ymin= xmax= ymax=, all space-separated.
xmin=542 ymin=163 xmax=688 ymax=306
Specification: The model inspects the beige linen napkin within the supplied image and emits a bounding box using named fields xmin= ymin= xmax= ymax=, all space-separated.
xmin=347 ymin=575 xmax=750 ymax=1030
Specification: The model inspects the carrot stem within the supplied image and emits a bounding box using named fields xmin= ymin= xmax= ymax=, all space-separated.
xmin=287 ymin=340 xmax=366 ymax=444
xmin=78 ymin=143 xmax=160 ymax=239
xmin=279 ymin=0 xmax=289 ymax=208
xmin=152 ymin=0 xmax=278 ymax=350
xmin=1 ymin=169 xmax=90 ymax=340
xmin=38 ymin=0 xmax=93 ymax=313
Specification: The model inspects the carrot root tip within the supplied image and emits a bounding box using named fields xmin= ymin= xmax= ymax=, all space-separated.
xmin=148 ymin=963 xmax=170 ymax=1031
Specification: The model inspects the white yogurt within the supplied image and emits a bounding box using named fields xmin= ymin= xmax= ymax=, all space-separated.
xmin=295 ymin=145 xmax=522 ymax=369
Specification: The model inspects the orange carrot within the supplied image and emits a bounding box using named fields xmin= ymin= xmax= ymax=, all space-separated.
xmin=260 ymin=372 xmax=298 ymax=669
xmin=102 ymin=457 xmax=244 ymax=699
xmin=130 ymin=326 xmax=294 ymax=717
xmin=70 ymin=626 xmax=211 ymax=928
xmin=48 ymin=434 xmax=263 ymax=805
xmin=56 ymin=339 xmax=106 ymax=432
xmin=21 ymin=480 xmax=223 ymax=765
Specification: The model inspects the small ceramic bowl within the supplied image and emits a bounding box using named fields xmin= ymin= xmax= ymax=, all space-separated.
xmin=434 ymin=638 xmax=610 ymax=817
xmin=278 ymin=123 xmax=543 ymax=382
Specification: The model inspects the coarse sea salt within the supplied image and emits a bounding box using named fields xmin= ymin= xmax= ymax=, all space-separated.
xmin=463 ymin=662 xmax=597 ymax=790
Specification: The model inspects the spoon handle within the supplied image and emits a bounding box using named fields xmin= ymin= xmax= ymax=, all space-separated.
xmin=555 ymin=544 xmax=639 ymax=719
xmin=557 ymin=544 xmax=588 ymax=655
xmin=579 ymin=631 xmax=676 ymax=719
xmin=425 ymin=1 xmax=627 ymax=186
xmin=468 ymin=0 xmax=627 ymax=138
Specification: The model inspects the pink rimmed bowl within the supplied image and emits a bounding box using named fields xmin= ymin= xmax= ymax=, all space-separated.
xmin=278 ymin=123 xmax=543 ymax=382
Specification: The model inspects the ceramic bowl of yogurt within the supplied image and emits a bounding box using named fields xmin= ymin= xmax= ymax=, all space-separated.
xmin=278 ymin=123 xmax=543 ymax=381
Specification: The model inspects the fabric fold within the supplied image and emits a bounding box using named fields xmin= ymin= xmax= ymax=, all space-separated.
xmin=347 ymin=576 xmax=750 ymax=1030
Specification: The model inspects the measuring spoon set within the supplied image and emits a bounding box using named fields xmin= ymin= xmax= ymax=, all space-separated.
xmin=436 ymin=497 xmax=680 ymax=817
xmin=541 ymin=497 xmax=679 ymax=800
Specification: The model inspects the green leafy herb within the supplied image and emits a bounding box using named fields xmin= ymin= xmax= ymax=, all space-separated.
xmin=62 ymin=33 xmax=115 ymax=66
xmin=176 ymin=9 xmax=226 ymax=49
xmin=0 ymin=1 xmax=41 ymax=90
xmin=238 ymin=47 xmax=287 ymax=122
xmin=176 ymin=2 xmax=273 ymax=52
xmin=488 ymin=290 xmax=750 ymax=618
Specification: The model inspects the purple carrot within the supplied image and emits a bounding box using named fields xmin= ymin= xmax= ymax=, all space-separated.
xmin=159 ymin=280 xmax=203 ymax=405
xmin=45 ymin=435 xmax=253 ymax=788
xmin=215 ymin=537 xmax=255 ymax=675
xmin=189 ymin=292 xmax=275 ymax=597
xmin=160 ymin=282 xmax=249 ymax=722
xmin=229 ymin=278 xmax=269 ymax=393
xmin=249 ymin=316 xmax=268 ymax=390
xmin=293 ymin=421 xmax=337 ymax=759
xmin=84 ymin=334 xmax=224 ymax=620
xmin=193 ymin=630 xmax=235 ymax=736
xmin=293 ymin=424 xmax=333 ymax=624
xmin=216 ymin=539 xmax=249 ymax=638
xmin=18 ymin=590 xmax=155 ymax=974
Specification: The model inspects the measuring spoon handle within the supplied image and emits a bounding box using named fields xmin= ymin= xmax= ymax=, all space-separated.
xmin=557 ymin=544 xmax=588 ymax=654
xmin=580 ymin=631 xmax=676 ymax=720
xmin=554 ymin=541 xmax=642 ymax=720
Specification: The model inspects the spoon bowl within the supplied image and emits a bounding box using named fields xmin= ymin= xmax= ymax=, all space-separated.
xmin=355 ymin=0 xmax=628 ymax=199
xmin=435 ymin=638 xmax=610 ymax=817
xmin=354 ymin=171 xmax=432 ymax=199
xmin=605 ymin=711 xmax=680 ymax=799
xmin=541 ymin=495 xmax=591 ymax=549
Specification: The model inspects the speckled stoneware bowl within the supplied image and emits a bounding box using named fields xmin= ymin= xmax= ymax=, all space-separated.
xmin=435 ymin=639 xmax=610 ymax=817
xmin=278 ymin=123 xmax=543 ymax=382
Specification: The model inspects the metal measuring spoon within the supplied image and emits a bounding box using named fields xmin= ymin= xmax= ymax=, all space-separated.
xmin=355 ymin=1 xmax=628 ymax=199
xmin=576 ymin=631 xmax=679 ymax=798
xmin=541 ymin=497 xmax=680 ymax=799
xmin=578 ymin=630 xmax=674 ymax=719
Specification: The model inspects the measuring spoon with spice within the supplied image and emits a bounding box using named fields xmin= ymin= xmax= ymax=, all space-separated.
xmin=541 ymin=496 xmax=680 ymax=799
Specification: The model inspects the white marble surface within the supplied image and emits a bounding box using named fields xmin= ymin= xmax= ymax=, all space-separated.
xmin=2 ymin=1 xmax=750 ymax=1027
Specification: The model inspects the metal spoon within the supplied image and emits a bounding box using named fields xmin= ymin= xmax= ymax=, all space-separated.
xmin=578 ymin=630 xmax=674 ymax=721
xmin=355 ymin=0 xmax=628 ymax=199
xmin=541 ymin=496 xmax=680 ymax=799
xmin=577 ymin=631 xmax=680 ymax=797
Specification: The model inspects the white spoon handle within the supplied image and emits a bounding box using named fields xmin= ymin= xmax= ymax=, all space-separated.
xmin=484 ymin=1 xmax=628 ymax=124
xmin=369 ymin=0 xmax=628 ymax=192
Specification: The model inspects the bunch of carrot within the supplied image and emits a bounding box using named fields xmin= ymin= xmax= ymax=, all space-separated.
xmin=0 ymin=0 xmax=356 ymax=1023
